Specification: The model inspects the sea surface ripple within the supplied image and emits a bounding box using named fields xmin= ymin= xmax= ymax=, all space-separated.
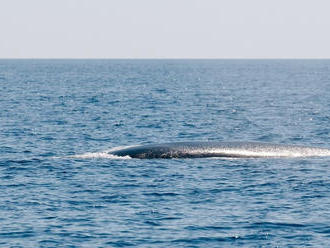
xmin=0 ymin=59 xmax=330 ymax=247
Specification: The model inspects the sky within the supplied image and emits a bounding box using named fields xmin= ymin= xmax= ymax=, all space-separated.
xmin=1 ymin=0 xmax=330 ymax=58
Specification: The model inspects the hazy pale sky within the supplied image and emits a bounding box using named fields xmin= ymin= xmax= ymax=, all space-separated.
xmin=1 ymin=0 xmax=330 ymax=58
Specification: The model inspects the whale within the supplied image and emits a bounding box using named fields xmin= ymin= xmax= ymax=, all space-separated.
xmin=109 ymin=141 xmax=330 ymax=159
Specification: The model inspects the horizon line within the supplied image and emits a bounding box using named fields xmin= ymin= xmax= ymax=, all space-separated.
xmin=1 ymin=57 xmax=330 ymax=60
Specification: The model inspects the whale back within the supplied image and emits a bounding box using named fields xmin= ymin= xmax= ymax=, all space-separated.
xmin=110 ymin=141 xmax=330 ymax=159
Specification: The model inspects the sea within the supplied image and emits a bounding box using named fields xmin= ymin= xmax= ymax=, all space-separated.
xmin=0 ymin=59 xmax=329 ymax=247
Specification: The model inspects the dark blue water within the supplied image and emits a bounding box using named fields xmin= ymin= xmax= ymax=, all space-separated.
xmin=0 ymin=59 xmax=330 ymax=247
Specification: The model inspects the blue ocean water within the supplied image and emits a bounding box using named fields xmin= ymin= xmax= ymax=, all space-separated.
xmin=0 ymin=59 xmax=330 ymax=247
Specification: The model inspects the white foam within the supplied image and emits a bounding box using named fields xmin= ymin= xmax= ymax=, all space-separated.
xmin=67 ymin=152 xmax=131 ymax=159
xmin=61 ymin=146 xmax=135 ymax=160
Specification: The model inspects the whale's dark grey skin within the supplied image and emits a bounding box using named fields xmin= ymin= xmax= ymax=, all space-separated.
xmin=110 ymin=141 xmax=330 ymax=159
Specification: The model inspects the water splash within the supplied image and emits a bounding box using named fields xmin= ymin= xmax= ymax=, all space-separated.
xmin=63 ymin=146 xmax=135 ymax=159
